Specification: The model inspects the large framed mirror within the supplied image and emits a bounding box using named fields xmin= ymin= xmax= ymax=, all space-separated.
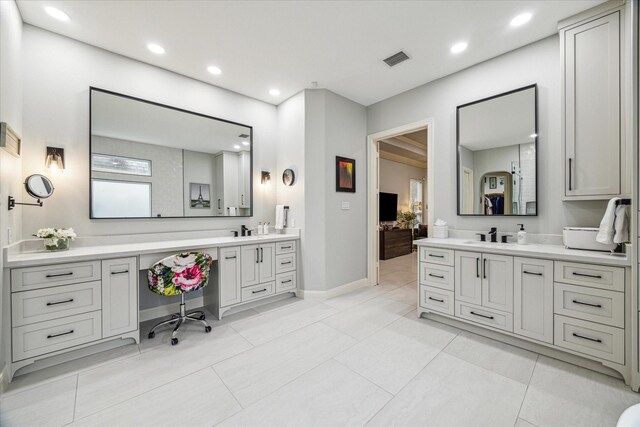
xmin=457 ymin=84 xmax=537 ymax=216
xmin=90 ymin=88 xmax=252 ymax=219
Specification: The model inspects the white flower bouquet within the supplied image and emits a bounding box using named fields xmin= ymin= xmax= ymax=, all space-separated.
xmin=34 ymin=228 xmax=77 ymax=251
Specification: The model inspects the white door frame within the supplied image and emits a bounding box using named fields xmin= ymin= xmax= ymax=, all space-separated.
xmin=367 ymin=118 xmax=435 ymax=285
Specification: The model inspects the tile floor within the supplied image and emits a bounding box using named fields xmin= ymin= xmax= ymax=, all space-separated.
xmin=2 ymin=253 xmax=639 ymax=427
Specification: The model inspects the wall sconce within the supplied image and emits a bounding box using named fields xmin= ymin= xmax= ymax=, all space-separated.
xmin=45 ymin=146 xmax=65 ymax=173
xmin=261 ymin=170 xmax=271 ymax=184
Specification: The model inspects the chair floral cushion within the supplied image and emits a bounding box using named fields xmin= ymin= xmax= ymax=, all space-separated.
xmin=148 ymin=252 xmax=213 ymax=296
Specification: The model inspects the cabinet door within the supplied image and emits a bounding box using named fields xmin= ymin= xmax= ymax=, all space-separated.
xmin=455 ymin=251 xmax=482 ymax=305
xmin=238 ymin=152 xmax=251 ymax=208
xmin=223 ymin=152 xmax=239 ymax=210
xmin=482 ymin=254 xmax=513 ymax=313
xmin=259 ymin=243 xmax=276 ymax=283
xmin=219 ymin=247 xmax=241 ymax=307
xmin=564 ymin=11 xmax=620 ymax=197
xmin=513 ymin=257 xmax=553 ymax=344
xmin=102 ymin=257 xmax=137 ymax=338
xmin=240 ymin=244 xmax=260 ymax=287
xmin=215 ymin=154 xmax=224 ymax=215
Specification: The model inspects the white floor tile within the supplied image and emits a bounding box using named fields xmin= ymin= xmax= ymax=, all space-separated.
xmin=213 ymin=322 xmax=356 ymax=407
xmin=367 ymin=352 xmax=527 ymax=427
xmin=323 ymin=296 xmax=413 ymax=340
xmin=71 ymin=367 xmax=240 ymax=427
xmin=0 ymin=375 xmax=77 ymax=427
xmin=443 ymin=331 xmax=538 ymax=384
xmin=74 ymin=325 xmax=251 ymax=419
xmin=378 ymin=270 xmax=416 ymax=288
xmin=519 ymin=356 xmax=640 ymax=427
xmin=219 ymin=359 xmax=392 ymax=427
xmin=383 ymin=282 xmax=418 ymax=307
xmin=335 ymin=316 xmax=458 ymax=394
xmin=229 ymin=299 xmax=338 ymax=346
xmin=323 ymin=285 xmax=391 ymax=311
xmin=515 ymin=418 xmax=537 ymax=427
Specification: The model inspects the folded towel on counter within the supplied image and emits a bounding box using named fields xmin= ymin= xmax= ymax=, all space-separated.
xmin=275 ymin=205 xmax=286 ymax=230
xmin=596 ymin=197 xmax=621 ymax=244
xmin=613 ymin=205 xmax=629 ymax=244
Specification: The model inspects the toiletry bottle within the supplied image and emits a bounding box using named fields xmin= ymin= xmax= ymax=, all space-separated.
xmin=517 ymin=224 xmax=527 ymax=245
xmin=258 ymin=222 xmax=263 ymax=235
xmin=263 ymin=222 xmax=269 ymax=235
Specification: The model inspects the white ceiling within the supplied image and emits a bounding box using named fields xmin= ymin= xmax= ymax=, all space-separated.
xmin=16 ymin=0 xmax=604 ymax=106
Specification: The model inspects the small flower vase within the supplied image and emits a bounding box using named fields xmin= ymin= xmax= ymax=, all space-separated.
xmin=44 ymin=237 xmax=71 ymax=251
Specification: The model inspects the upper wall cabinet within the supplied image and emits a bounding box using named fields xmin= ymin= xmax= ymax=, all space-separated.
xmin=90 ymin=88 xmax=253 ymax=218
xmin=561 ymin=2 xmax=627 ymax=200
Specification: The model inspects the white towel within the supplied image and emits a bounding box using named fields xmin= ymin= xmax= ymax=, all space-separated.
xmin=275 ymin=205 xmax=286 ymax=230
xmin=596 ymin=197 xmax=620 ymax=244
xmin=613 ymin=205 xmax=629 ymax=244
xmin=228 ymin=206 xmax=237 ymax=216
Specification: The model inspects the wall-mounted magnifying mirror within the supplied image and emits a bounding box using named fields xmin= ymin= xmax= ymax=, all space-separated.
xmin=8 ymin=174 xmax=55 ymax=210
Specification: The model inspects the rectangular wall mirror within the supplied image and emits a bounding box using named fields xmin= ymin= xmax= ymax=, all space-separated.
xmin=90 ymin=88 xmax=252 ymax=219
xmin=457 ymin=84 xmax=537 ymax=216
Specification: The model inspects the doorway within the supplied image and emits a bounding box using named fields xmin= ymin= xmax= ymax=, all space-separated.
xmin=367 ymin=119 xmax=435 ymax=286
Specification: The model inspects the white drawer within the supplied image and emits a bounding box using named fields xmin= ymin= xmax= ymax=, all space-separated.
xmin=419 ymin=247 xmax=454 ymax=266
xmin=420 ymin=285 xmax=454 ymax=316
xmin=455 ymin=301 xmax=513 ymax=332
xmin=275 ymin=240 xmax=296 ymax=255
xmin=275 ymin=253 xmax=296 ymax=274
xmin=275 ymin=272 xmax=296 ymax=293
xmin=12 ymin=281 xmax=102 ymax=327
xmin=419 ymin=263 xmax=454 ymax=291
xmin=554 ymin=261 xmax=624 ymax=292
xmin=12 ymin=311 xmax=102 ymax=362
xmin=554 ymin=315 xmax=624 ymax=364
xmin=242 ymin=282 xmax=275 ymax=302
xmin=12 ymin=261 xmax=101 ymax=292
xmin=554 ymin=283 xmax=624 ymax=328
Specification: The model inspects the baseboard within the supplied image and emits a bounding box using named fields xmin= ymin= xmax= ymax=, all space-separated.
xmin=139 ymin=296 xmax=204 ymax=322
xmin=0 ymin=363 xmax=8 ymax=395
xmin=299 ymin=278 xmax=369 ymax=301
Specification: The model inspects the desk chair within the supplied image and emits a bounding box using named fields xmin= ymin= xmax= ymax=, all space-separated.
xmin=147 ymin=252 xmax=213 ymax=345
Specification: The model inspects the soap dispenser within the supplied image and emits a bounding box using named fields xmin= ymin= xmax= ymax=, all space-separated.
xmin=517 ymin=224 xmax=527 ymax=245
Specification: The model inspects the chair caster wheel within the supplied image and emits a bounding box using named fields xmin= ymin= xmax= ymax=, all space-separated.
xmin=171 ymin=338 xmax=179 ymax=345
xmin=205 ymin=326 xmax=212 ymax=333
xmin=199 ymin=314 xmax=206 ymax=320
xmin=148 ymin=331 xmax=155 ymax=339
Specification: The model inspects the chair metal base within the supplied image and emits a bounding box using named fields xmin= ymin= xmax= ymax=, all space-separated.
xmin=148 ymin=294 xmax=211 ymax=345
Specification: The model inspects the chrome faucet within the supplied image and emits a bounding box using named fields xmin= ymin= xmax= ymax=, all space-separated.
xmin=488 ymin=227 xmax=498 ymax=243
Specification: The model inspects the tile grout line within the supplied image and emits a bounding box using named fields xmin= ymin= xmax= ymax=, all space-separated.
xmin=514 ymin=354 xmax=540 ymax=426
xmin=208 ymin=365 xmax=245 ymax=415
xmin=71 ymin=374 xmax=79 ymax=423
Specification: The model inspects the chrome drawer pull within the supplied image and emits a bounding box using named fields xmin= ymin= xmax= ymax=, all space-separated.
xmin=281 ymin=279 xmax=293 ymax=284
xmin=252 ymin=288 xmax=267 ymax=294
xmin=45 ymin=272 xmax=74 ymax=278
xmin=428 ymin=296 xmax=444 ymax=303
xmin=572 ymin=299 xmax=603 ymax=308
xmin=572 ymin=332 xmax=602 ymax=343
xmin=572 ymin=272 xmax=602 ymax=279
xmin=111 ymin=270 xmax=129 ymax=275
xmin=523 ymin=271 xmax=543 ymax=276
xmin=46 ymin=298 xmax=74 ymax=306
xmin=470 ymin=311 xmax=494 ymax=320
xmin=225 ymin=256 xmax=237 ymax=260
xmin=428 ymin=273 xmax=444 ymax=279
xmin=47 ymin=329 xmax=74 ymax=339
xmin=281 ymin=261 xmax=292 ymax=265
xmin=429 ymin=254 xmax=444 ymax=258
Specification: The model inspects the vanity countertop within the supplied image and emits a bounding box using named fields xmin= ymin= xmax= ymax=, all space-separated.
xmin=415 ymin=238 xmax=630 ymax=267
xmin=4 ymin=233 xmax=299 ymax=268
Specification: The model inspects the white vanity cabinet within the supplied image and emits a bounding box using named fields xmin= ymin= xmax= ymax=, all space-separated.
xmin=561 ymin=6 xmax=625 ymax=199
xmin=240 ymin=243 xmax=276 ymax=287
xmin=214 ymin=151 xmax=240 ymax=215
xmin=219 ymin=246 xmax=242 ymax=307
xmin=513 ymin=257 xmax=554 ymax=344
xmin=238 ymin=151 xmax=251 ymax=209
xmin=101 ymin=257 xmax=138 ymax=338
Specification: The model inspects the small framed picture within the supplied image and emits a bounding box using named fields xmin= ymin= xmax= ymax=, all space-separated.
xmin=489 ymin=177 xmax=497 ymax=189
xmin=190 ymin=183 xmax=211 ymax=208
xmin=336 ymin=156 xmax=356 ymax=193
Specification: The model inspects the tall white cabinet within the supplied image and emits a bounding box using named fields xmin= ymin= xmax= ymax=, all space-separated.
xmin=561 ymin=4 xmax=627 ymax=199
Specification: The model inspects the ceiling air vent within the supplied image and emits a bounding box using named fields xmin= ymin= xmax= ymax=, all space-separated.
xmin=238 ymin=133 xmax=250 ymax=139
xmin=383 ymin=51 xmax=410 ymax=67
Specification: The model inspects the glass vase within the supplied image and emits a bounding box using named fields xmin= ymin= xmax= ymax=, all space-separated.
xmin=44 ymin=237 xmax=70 ymax=251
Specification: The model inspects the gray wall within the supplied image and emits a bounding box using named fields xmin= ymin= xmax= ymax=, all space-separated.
xmin=367 ymin=35 xmax=607 ymax=234
xmin=0 ymin=0 xmax=23 ymax=381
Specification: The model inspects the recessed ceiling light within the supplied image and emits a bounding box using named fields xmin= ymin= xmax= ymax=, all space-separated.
xmin=44 ymin=6 xmax=70 ymax=21
xmin=269 ymin=89 xmax=281 ymax=96
xmin=207 ymin=66 xmax=222 ymax=75
xmin=242 ymin=141 xmax=250 ymax=146
xmin=450 ymin=42 xmax=468 ymax=54
xmin=233 ymin=144 xmax=241 ymax=150
xmin=510 ymin=13 xmax=532 ymax=27
xmin=147 ymin=43 xmax=165 ymax=55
